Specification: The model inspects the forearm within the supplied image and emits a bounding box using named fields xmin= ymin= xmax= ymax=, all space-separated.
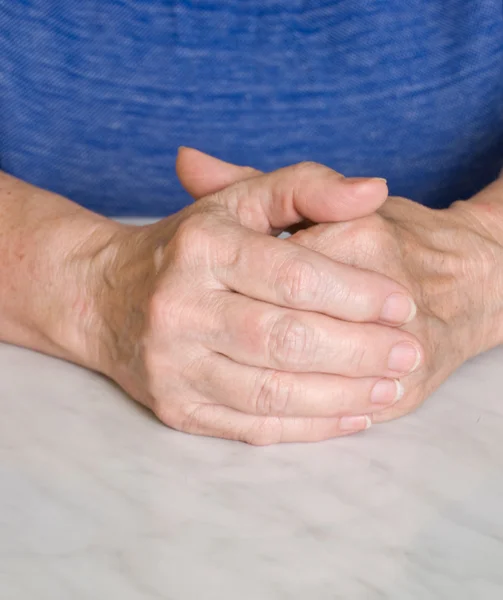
xmin=0 ymin=171 xmax=118 ymax=369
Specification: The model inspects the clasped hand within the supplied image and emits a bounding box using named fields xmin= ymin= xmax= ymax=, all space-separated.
xmin=84 ymin=148 xmax=501 ymax=444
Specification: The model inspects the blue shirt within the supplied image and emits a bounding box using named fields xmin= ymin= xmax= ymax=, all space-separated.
xmin=1 ymin=1 xmax=503 ymax=216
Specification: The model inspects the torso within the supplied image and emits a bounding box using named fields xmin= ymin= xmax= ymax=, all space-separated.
xmin=1 ymin=1 xmax=503 ymax=215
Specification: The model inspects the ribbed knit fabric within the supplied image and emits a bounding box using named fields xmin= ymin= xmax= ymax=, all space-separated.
xmin=1 ymin=1 xmax=503 ymax=215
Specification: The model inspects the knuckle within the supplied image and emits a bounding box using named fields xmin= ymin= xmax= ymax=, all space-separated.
xmin=291 ymin=160 xmax=324 ymax=178
xmin=148 ymin=366 xmax=206 ymax=432
xmin=290 ymin=223 xmax=332 ymax=251
xmin=339 ymin=217 xmax=392 ymax=259
xmin=173 ymin=403 xmax=205 ymax=433
xmin=343 ymin=282 xmax=376 ymax=320
xmin=243 ymin=417 xmax=284 ymax=446
xmin=275 ymin=256 xmax=325 ymax=306
xmin=267 ymin=314 xmax=315 ymax=369
xmin=293 ymin=160 xmax=317 ymax=172
xmin=288 ymin=228 xmax=313 ymax=248
xmin=289 ymin=162 xmax=329 ymax=203
xmin=288 ymin=161 xmax=343 ymax=199
xmin=344 ymin=336 xmax=368 ymax=372
xmin=253 ymin=370 xmax=295 ymax=416
xmin=147 ymin=287 xmax=186 ymax=337
xmin=170 ymin=213 xmax=215 ymax=266
xmin=360 ymin=219 xmax=395 ymax=255
xmin=151 ymin=396 xmax=180 ymax=429
xmin=174 ymin=212 xmax=208 ymax=245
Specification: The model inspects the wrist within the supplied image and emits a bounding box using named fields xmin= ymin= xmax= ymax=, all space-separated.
xmin=0 ymin=171 xmax=124 ymax=371
xmin=19 ymin=213 xmax=122 ymax=372
xmin=79 ymin=219 xmax=163 ymax=398
xmin=55 ymin=216 xmax=127 ymax=373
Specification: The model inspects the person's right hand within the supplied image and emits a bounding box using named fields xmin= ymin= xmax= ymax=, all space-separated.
xmin=86 ymin=159 xmax=422 ymax=444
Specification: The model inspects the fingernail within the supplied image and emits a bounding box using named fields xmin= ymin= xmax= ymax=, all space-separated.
xmin=343 ymin=177 xmax=388 ymax=201
xmin=339 ymin=415 xmax=372 ymax=432
xmin=370 ymin=378 xmax=404 ymax=405
xmin=380 ymin=293 xmax=417 ymax=325
xmin=345 ymin=176 xmax=387 ymax=185
xmin=388 ymin=342 xmax=421 ymax=374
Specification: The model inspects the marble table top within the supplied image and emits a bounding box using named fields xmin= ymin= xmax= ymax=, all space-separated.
xmin=2 ymin=340 xmax=503 ymax=600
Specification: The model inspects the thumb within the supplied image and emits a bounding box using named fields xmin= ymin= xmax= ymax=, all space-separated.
xmin=176 ymin=146 xmax=261 ymax=199
xmin=208 ymin=161 xmax=390 ymax=233
xmin=177 ymin=147 xmax=389 ymax=228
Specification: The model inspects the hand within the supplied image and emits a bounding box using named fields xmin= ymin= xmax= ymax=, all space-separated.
xmin=290 ymin=195 xmax=503 ymax=423
xmin=177 ymin=149 xmax=503 ymax=426
xmin=87 ymin=157 xmax=422 ymax=444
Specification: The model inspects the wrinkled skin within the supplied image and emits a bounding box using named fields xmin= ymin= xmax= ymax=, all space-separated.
xmin=289 ymin=195 xmax=503 ymax=422
xmin=177 ymin=148 xmax=503 ymax=428
xmin=88 ymin=160 xmax=423 ymax=445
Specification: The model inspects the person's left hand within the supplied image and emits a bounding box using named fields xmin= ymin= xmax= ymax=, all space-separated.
xmin=177 ymin=148 xmax=503 ymax=423
xmin=288 ymin=194 xmax=503 ymax=422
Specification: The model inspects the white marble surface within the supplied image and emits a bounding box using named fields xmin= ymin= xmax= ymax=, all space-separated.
xmin=2 ymin=341 xmax=503 ymax=600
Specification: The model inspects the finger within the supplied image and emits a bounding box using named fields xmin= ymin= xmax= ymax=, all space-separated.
xmin=176 ymin=146 xmax=261 ymax=199
xmin=164 ymin=401 xmax=372 ymax=445
xmin=203 ymin=291 xmax=422 ymax=376
xmin=196 ymin=156 xmax=389 ymax=230
xmin=191 ymin=352 xmax=404 ymax=417
xmin=208 ymin=227 xmax=417 ymax=325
